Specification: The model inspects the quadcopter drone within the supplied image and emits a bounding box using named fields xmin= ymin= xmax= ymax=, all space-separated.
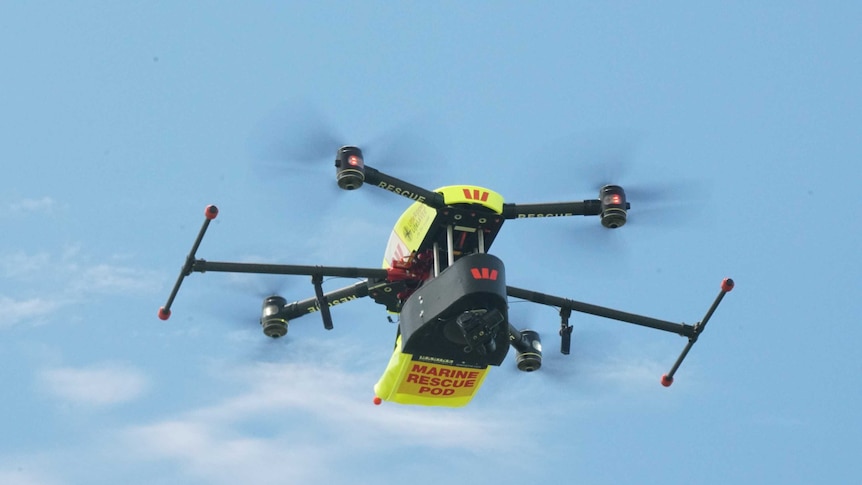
xmin=158 ymin=145 xmax=734 ymax=407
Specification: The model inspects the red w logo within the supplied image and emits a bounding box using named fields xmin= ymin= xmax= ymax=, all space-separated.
xmin=470 ymin=268 xmax=498 ymax=281
xmin=462 ymin=188 xmax=489 ymax=202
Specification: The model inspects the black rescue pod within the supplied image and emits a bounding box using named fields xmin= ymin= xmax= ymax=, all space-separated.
xmin=399 ymin=253 xmax=510 ymax=368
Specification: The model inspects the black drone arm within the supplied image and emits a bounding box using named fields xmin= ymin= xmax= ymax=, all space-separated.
xmin=501 ymin=200 xmax=602 ymax=219
xmin=190 ymin=260 xmax=388 ymax=331
xmin=280 ymin=280 xmax=371 ymax=320
xmin=157 ymin=204 xmax=391 ymax=331
xmin=335 ymin=147 xmax=446 ymax=208
xmin=253 ymin=280 xmax=375 ymax=338
xmin=501 ymin=185 xmax=632 ymax=228
xmin=506 ymin=285 xmax=696 ymax=337
xmin=190 ymin=260 xmax=388 ymax=280
xmin=507 ymin=279 xmax=734 ymax=387
xmin=363 ymin=165 xmax=447 ymax=209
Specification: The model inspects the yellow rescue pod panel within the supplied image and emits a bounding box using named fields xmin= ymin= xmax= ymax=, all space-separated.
xmin=374 ymin=336 xmax=490 ymax=407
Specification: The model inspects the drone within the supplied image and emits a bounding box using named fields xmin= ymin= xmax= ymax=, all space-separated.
xmin=158 ymin=145 xmax=734 ymax=407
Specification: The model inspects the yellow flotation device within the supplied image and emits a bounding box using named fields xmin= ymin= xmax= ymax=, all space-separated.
xmin=374 ymin=335 xmax=491 ymax=407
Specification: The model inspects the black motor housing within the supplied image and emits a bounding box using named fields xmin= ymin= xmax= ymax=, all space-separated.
xmin=335 ymin=146 xmax=365 ymax=190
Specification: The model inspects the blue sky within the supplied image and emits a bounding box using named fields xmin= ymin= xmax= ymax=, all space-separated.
xmin=2 ymin=2 xmax=860 ymax=484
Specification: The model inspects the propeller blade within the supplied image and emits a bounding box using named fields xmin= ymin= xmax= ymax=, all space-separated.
xmin=526 ymin=130 xmax=710 ymax=228
xmin=624 ymin=178 xmax=711 ymax=229
xmin=247 ymin=100 xmax=343 ymax=165
xmin=575 ymin=132 xmax=642 ymax=190
xmin=248 ymin=101 xmax=448 ymax=176
xmin=361 ymin=114 xmax=450 ymax=178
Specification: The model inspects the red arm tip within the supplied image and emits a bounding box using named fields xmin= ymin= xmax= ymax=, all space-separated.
xmin=373 ymin=396 xmax=382 ymax=405
xmin=158 ymin=307 xmax=171 ymax=320
xmin=661 ymin=374 xmax=674 ymax=387
xmin=721 ymin=278 xmax=735 ymax=292
xmin=205 ymin=205 xmax=219 ymax=220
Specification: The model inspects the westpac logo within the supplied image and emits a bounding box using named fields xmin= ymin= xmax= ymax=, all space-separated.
xmin=462 ymin=188 xmax=490 ymax=202
xmin=470 ymin=267 xmax=498 ymax=281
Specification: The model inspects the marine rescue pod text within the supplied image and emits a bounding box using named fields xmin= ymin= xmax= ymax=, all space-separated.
xmin=406 ymin=364 xmax=479 ymax=396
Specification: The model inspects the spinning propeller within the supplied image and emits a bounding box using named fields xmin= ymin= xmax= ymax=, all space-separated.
xmin=248 ymin=101 xmax=446 ymax=180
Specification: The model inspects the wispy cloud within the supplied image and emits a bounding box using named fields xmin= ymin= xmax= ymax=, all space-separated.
xmin=10 ymin=335 xmax=670 ymax=485
xmin=71 ymin=263 xmax=162 ymax=295
xmin=0 ymin=296 xmax=62 ymax=328
xmin=126 ymin=420 xmax=330 ymax=485
xmin=0 ymin=248 xmax=163 ymax=328
xmin=587 ymin=354 xmax=669 ymax=388
xmin=38 ymin=363 xmax=150 ymax=406
xmin=6 ymin=197 xmax=56 ymax=216
xmin=192 ymin=360 xmax=519 ymax=449
xmin=0 ymin=469 xmax=61 ymax=485
xmin=8 ymin=352 xmax=537 ymax=485
xmin=0 ymin=252 xmax=51 ymax=278
xmin=121 ymin=340 xmax=531 ymax=484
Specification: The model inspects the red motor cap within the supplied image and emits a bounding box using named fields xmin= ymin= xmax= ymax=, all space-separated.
xmin=661 ymin=374 xmax=674 ymax=387
xmin=721 ymin=278 xmax=735 ymax=292
xmin=158 ymin=307 xmax=171 ymax=320
xmin=205 ymin=205 xmax=219 ymax=220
